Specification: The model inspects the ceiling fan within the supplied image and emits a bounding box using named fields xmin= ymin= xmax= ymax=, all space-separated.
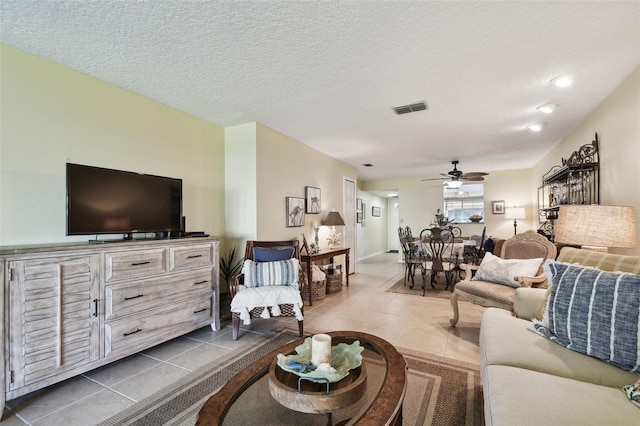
xmin=421 ymin=161 xmax=488 ymax=187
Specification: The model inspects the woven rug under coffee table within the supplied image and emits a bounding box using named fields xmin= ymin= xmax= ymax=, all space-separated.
xmin=99 ymin=330 xmax=482 ymax=426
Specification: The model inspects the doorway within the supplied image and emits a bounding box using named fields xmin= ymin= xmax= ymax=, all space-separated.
xmin=387 ymin=198 xmax=400 ymax=252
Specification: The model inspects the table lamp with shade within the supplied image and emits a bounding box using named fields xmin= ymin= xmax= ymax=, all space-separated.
xmin=505 ymin=206 xmax=526 ymax=235
xmin=554 ymin=205 xmax=638 ymax=252
xmin=323 ymin=211 xmax=345 ymax=248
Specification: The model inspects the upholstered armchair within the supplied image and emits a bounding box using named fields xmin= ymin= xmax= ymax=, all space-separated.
xmin=449 ymin=230 xmax=557 ymax=326
xmin=230 ymin=240 xmax=306 ymax=340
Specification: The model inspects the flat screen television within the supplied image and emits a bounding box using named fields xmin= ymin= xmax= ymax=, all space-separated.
xmin=66 ymin=163 xmax=183 ymax=238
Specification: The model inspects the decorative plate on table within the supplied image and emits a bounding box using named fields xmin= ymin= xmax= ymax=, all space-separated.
xmin=276 ymin=337 xmax=364 ymax=383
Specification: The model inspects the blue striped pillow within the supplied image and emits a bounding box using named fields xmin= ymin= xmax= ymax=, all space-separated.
xmin=533 ymin=259 xmax=640 ymax=374
xmin=242 ymin=259 xmax=299 ymax=288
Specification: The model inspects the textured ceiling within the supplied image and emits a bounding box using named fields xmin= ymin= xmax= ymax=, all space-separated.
xmin=1 ymin=1 xmax=639 ymax=181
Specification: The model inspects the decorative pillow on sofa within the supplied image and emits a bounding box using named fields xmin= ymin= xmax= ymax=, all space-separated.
xmin=532 ymin=259 xmax=640 ymax=374
xmin=472 ymin=252 xmax=543 ymax=288
xmin=253 ymin=246 xmax=295 ymax=262
xmin=241 ymin=259 xmax=299 ymax=288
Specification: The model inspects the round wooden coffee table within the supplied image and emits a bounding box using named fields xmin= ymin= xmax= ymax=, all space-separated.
xmin=196 ymin=331 xmax=407 ymax=425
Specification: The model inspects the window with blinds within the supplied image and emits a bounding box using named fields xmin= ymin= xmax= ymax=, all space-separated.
xmin=443 ymin=183 xmax=485 ymax=223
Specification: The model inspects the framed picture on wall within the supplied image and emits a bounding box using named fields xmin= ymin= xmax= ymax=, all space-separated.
xmin=357 ymin=212 xmax=363 ymax=223
xmin=491 ymin=200 xmax=505 ymax=215
xmin=372 ymin=206 xmax=381 ymax=217
xmin=286 ymin=196 xmax=305 ymax=227
xmin=305 ymin=186 xmax=321 ymax=214
xmin=356 ymin=198 xmax=363 ymax=212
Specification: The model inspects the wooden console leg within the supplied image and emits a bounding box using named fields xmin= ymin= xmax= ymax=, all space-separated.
xmin=231 ymin=317 xmax=240 ymax=340
xmin=297 ymin=320 xmax=304 ymax=337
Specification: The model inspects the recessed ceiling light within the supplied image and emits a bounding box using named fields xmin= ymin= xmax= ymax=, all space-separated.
xmin=527 ymin=123 xmax=545 ymax=132
xmin=536 ymin=103 xmax=557 ymax=114
xmin=551 ymin=75 xmax=573 ymax=87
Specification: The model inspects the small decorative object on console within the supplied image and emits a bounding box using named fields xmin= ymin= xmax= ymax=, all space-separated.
xmin=469 ymin=215 xmax=483 ymax=222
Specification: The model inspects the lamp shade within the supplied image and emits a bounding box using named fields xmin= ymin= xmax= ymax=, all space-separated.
xmin=504 ymin=207 xmax=526 ymax=220
xmin=323 ymin=211 xmax=345 ymax=226
xmin=555 ymin=205 xmax=638 ymax=249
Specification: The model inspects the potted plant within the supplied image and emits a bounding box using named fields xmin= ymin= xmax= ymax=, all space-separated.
xmin=432 ymin=209 xmax=451 ymax=227
xmin=219 ymin=246 xmax=243 ymax=320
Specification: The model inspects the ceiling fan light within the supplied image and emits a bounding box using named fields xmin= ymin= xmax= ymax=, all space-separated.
xmin=536 ymin=103 xmax=557 ymax=114
xmin=446 ymin=180 xmax=463 ymax=189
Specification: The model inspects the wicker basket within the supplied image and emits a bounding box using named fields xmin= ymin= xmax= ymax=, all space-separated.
xmin=303 ymin=280 xmax=326 ymax=301
xmin=326 ymin=273 xmax=343 ymax=293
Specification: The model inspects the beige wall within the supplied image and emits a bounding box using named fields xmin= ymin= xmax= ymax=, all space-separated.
xmin=0 ymin=44 xmax=225 ymax=245
xmin=532 ymin=65 xmax=640 ymax=256
xmin=256 ymin=124 xmax=357 ymax=247
xmin=355 ymin=190 xmax=389 ymax=259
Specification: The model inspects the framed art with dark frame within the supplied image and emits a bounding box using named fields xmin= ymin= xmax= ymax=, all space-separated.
xmin=286 ymin=196 xmax=305 ymax=227
xmin=357 ymin=212 xmax=363 ymax=223
xmin=372 ymin=206 xmax=381 ymax=217
xmin=491 ymin=200 xmax=505 ymax=215
xmin=305 ymin=186 xmax=321 ymax=214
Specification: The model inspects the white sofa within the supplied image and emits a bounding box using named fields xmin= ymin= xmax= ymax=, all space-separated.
xmin=480 ymin=247 xmax=640 ymax=425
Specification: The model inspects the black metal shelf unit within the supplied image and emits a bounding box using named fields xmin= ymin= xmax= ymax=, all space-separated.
xmin=537 ymin=133 xmax=600 ymax=240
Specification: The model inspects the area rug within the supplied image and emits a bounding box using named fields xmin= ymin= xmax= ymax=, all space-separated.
xmin=99 ymin=331 xmax=482 ymax=426
xmin=385 ymin=276 xmax=457 ymax=299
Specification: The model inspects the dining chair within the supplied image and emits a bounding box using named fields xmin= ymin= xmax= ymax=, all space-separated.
xmin=419 ymin=227 xmax=458 ymax=294
xmin=398 ymin=227 xmax=425 ymax=286
xmin=464 ymin=226 xmax=486 ymax=264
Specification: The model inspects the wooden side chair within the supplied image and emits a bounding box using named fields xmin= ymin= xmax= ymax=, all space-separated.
xmin=229 ymin=240 xmax=306 ymax=340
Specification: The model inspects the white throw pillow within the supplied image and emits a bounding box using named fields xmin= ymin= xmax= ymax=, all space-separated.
xmin=472 ymin=252 xmax=543 ymax=288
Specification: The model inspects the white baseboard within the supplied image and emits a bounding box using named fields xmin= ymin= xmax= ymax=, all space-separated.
xmin=356 ymin=250 xmax=388 ymax=262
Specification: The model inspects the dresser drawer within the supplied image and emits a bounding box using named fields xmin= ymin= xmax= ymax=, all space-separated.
xmin=104 ymin=296 xmax=213 ymax=357
xmin=105 ymin=268 xmax=213 ymax=320
xmin=169 ymin=243 xmax=214 ymax=272
xmin=104 ymin=248 xmax=167 ymax=282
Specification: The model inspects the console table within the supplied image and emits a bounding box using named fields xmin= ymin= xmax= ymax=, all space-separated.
xmin=300 ymin=247 xmax=350 ymax=306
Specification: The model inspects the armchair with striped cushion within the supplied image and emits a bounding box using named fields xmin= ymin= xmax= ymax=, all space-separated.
xmin=229 ymin=240 xmax=306 ymax=340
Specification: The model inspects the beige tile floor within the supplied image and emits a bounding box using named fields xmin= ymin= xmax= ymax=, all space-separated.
xmin=1 ymin=252 xmax=484 ymax=425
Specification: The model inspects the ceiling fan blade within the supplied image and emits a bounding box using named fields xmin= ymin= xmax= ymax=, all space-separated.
xmin=462 ymin=176 xmax=485 ymax=181
xmin=420 ymin=177 xmax=448 ymax=181
xmin=461 ymin=172 xmax=488 ymax=177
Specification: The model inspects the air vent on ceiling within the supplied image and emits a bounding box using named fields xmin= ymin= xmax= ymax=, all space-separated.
xmin=393 ymin=101 xmax=428 ymax=115
xmin=362 ymin=163 xmax=373 ymax=167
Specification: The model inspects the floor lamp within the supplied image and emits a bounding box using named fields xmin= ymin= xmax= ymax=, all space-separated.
xmin=505 ymin=206 xmax=526 ymax=236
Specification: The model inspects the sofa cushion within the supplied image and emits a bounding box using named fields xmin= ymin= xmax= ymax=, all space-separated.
xmin=557 ymin=246 xmax=640 ymax=274
xmin=533 ymin=247 xmax=640 ymax=321
xmin=483 ymin=365 xmax=639 ymax=426
xmin=472 ymin=252 xmax=543 ymax=288
xmin=241 ymin=258 xmax=299 ymax=287
xmin=481 ymin=308 xmax=638 ymax=388
xmin=533 ymin=259 xmax=640 ymax=374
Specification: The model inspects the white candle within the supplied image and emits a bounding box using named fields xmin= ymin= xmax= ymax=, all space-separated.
xmin=311 ymin=333 xmax=332 ymax=366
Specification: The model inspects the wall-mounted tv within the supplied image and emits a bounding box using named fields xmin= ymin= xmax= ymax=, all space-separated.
xmin=66 ymin=163 xmax=183 ymax=238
